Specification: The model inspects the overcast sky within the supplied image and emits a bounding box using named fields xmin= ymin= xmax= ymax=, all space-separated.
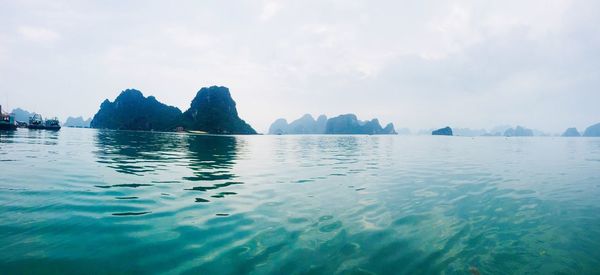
xmin=0 ymin=0 xmax=599 ymax=133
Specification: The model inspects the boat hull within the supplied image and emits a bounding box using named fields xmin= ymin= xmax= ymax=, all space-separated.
xmin=0 ymin=123 xmax=17 ymax=130
xmin=28 ymin=125 xmax=61 ymax=130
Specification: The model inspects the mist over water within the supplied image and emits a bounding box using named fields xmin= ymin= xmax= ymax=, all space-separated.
xmin=1 ymin=129 xmax=600 ymax=274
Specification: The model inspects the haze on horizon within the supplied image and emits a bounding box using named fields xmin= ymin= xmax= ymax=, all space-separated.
xmin=0 ymin=0 xmax=598 ymax=134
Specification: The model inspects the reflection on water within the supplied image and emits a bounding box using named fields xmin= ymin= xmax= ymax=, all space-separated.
xmin=93 ymin=131 xmax=243 ymax=206
xmin=185 ymin=134 xmax=238 ymax=181
xmin=94 ymin=130 xmax=187 ymax=175
xmin=1 ymin=129 xmax=600 ymax=274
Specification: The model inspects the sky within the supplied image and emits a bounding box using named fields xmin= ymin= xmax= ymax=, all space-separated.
xmin=0 ymin=0 xmax=599 ymax=134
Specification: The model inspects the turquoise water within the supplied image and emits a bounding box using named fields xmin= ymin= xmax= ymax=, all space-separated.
xmin=1 ymin=129 xmax=600 ymax=274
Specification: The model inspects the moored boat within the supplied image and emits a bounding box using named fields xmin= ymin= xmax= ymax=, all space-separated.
xmin=27 ymin=113 xmax=45 ymax=129
xmin=27 ymin=113 xmax=61 ymax=130
xmin=0 ymin=105 xmax=17 ymax=131
xmin=44 ymin=117 xmax=61 ymax=130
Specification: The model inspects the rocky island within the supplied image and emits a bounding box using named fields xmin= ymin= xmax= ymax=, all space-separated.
xmin=432 ymin=127 xmax=453 ymax=136
xmin=269 ymin=114 xmax=396 ymax=135
xmin=91 ymin=86 xmax=256 ymax=134
xmin=325 ymin=114 xmax=396 ymax=135
xmin=181 ymin=86 xmax=256 ymax=134
xmin=562 ymin=127 xmax=581 ymax=137
xmin=504 ymin=126 xmax=534 ymax=137
xmin=90 ymin=89 xmax=182 ymax=131
xmin=268 ymin=114 xmax=328 ymax=134
xmin=64 ymin=116 xmax=92 ymax=128
xmin=583 ymin=123 xmax=600 ymax=137
xmin=10 ymin=108 xmax=33 ymax=123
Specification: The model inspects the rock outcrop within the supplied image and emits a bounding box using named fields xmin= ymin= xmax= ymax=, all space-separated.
xmin=504 ymin=126 xmax=533 ymax=137
xmin=583 ymin=123 xmax=600 ymax=137
xmin=64 ymin=116 xmax=92 ymax=128
xmin=10 ymin=108 xmax=32 ymax=122
xmin=269 ymin=118 xmax=289 ymax=135
xmin=432 ymin=127 xmax=453 ymax=136
xmin=268 ymin=114 xmax=328 ymax=134
xmin=561 ymin=127 xmax=581 ymax=137
xmin=182 ymin=86 xmax=256 ymax=134
xmin=324 ymin=114 xmax=396 ymax=135
xmin=90 ymin=89 xmax=182 ymax=131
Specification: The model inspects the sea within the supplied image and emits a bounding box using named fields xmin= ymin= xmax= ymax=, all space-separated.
xmin=1 ymin=128 xmax=599 ymax=274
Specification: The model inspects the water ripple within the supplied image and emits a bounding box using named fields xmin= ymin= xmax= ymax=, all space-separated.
xmin=0 ymin=130 xmax=599 ymax=273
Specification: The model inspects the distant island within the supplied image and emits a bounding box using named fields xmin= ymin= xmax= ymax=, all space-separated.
xmin=268 ymin=114 xmax=396 ymax=135
xmin=64 ymin=116 xmax=92 ymax=128
xmin=11 ymin=108 xmax=32 ymax=123
xmin=503 ymin=126 xmax=534 ymax=137
xmin=583 ymin=123 xmax=600 ymax=137
xmin=432 ymin=127 xmax=453 ymax=136
xmin=326 ymin=114 xmax=396 ymax=135
xmin=268 ymin=114 xmax=328 ymax=135
xmin=8 ymin=94 xmax=599 ymax=138
xmin=90 ymin=86 xmax=256 ymax=134
xmin=562 ymin=127 xmax=581 ymax=137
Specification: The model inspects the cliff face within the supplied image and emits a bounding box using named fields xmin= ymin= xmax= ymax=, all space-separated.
xmin=432 ymin=127 xmax=453 ymax=136
xmin=325 ymin=114 xmax=396 ymax=135
xmin=90 ymin=89 xmax=182 ymax=131
xmin=562 ymin=127 xmax=581 ymax=137
xmin=182 ymin=86 xmax=256 ymax=134
xmin=583 ymin=123 xmax=600 ymax=137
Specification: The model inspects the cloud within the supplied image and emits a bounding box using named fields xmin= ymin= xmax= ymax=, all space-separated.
xmin=17 ymin=26 xmax=59 ymax=43
xmin=260 ymin=1 xmax=283 ymax=21
xmin=0 ymin=0 xmax=598 ymax=133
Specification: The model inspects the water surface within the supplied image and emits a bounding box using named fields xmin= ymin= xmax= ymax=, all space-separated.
xmin=1 ymin=129 xmax=600 ymax=274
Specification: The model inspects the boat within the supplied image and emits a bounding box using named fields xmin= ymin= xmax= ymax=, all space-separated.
xmin=27 ymin=113 xmax=45 ymax=129
xmin=0 ymin=105 xmax=17 ymax=131
xmin=44 ymin=117 xmax=61 ymax=130
xmin=27 ymin=113 xmax=61 ymax=130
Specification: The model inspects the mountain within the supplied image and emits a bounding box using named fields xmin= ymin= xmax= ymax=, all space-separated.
xmin=324 ymin=114 xmax=396 ymax=135
xmin=269 ymin=118 xmax=289 ymax=135
xmin=64 ymin=116 xmax=92 ymax=128
xmin=583 ymin=123 xmax=600 ymax=137
xmin=182 ymin=86 xmax=256 ymax=134
xmin=432 ymin=127 xmax=453 ymax=136
xmin=504 ymin=126 xmax=534 ymax=137
xmin=11 ymin=108 xmax=32 ymax=122
xmin=561 ymin=127 xmax=580 ymax=137
xmin=90 ymin=89 xmax=182 ymax=131
xmin=315 ymin=115 xmax=328 ymax=134
xmin=268 ymin=114 xmax=328 ymax=134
